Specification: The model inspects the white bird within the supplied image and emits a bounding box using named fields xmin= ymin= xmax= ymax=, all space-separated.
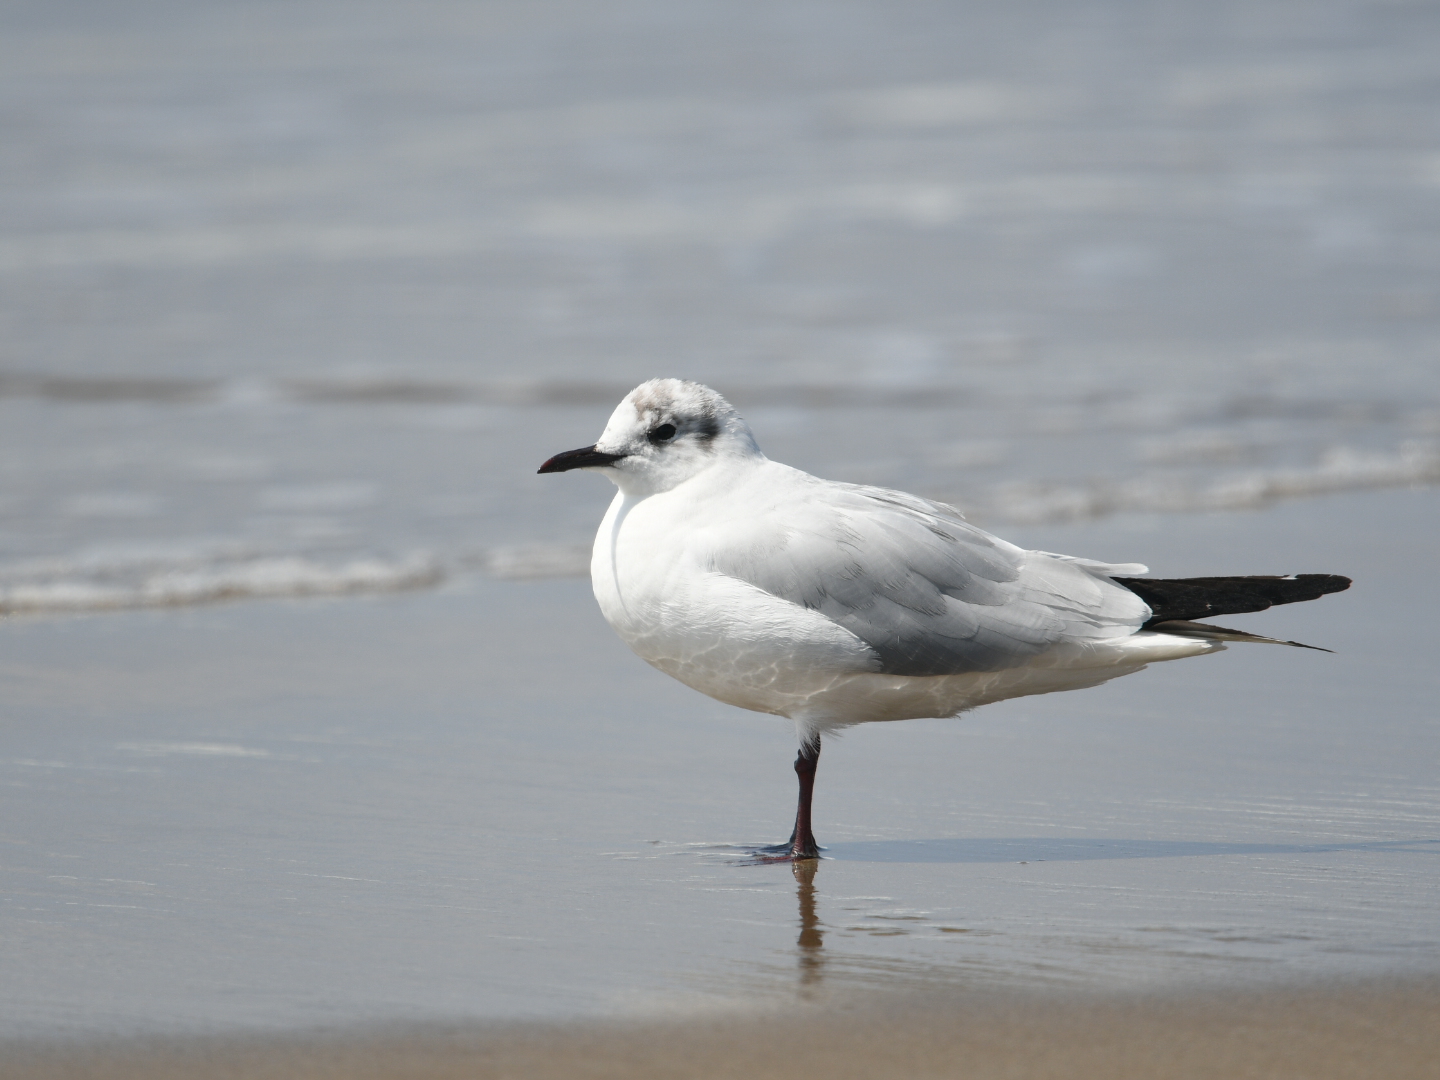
xmin=539 ymin=379 xmax=1350 ymax=859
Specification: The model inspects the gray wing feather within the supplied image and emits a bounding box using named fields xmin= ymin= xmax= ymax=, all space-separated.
xmin=706 ymin=478 xmax=1147 ymax=676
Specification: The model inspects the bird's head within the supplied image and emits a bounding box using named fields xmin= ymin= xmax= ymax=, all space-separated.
xmin=538 ymin=379 xmax=762 ymax=495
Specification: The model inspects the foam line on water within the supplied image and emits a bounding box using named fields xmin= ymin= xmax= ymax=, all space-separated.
xmin=969 ymin=442 xmax=1440 ymax=526
xmin=0 ymin=441 xmax=1432 ymax=611
xmin=0 ymin=553 xmax=443 ymax=614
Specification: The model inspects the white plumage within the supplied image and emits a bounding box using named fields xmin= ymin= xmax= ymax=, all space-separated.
xmin=539 ymin=378 xmax=1327 ymax=858
xmin=560 ymin=379 xmax=1216 ymax=738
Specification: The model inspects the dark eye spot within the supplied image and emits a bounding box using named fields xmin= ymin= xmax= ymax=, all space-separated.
xmin=648 ymin=423 xmax=677 ymax=444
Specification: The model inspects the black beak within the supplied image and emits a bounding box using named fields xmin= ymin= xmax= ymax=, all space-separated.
xmin=537 ymin=445 xmax=627 ymax=474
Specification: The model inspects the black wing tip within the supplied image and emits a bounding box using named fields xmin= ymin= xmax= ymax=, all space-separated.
xmin=1292 ymin=573 xmax=1352 ymax=595
xmin=1114 ymin=572 xmax=1353 ymax=627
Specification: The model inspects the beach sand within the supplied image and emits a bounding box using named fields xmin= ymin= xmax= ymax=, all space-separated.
xmin=6 ymin=977 xmax=1438 ymax=1080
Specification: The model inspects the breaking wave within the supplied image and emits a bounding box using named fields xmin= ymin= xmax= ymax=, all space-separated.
xmin=480 ymin=544 xmax=592 ymax=580
xmin=971 ymin=442 xmax=1440 ymax=525
xmin=1 ymin=443 xmax=1433 ymax=613
xmin=0 ymin=552 xmax=444 ymax=615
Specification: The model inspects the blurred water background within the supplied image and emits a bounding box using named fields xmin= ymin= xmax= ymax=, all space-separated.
xmin=2 ymin=0 xmax=1439 ymax=1042
xmin=2 ymin=0 xmax=1438 ymax=611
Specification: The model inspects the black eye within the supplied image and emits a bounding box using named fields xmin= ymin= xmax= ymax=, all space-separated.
xmin=648 ymin=423 xmax=677 ymax=444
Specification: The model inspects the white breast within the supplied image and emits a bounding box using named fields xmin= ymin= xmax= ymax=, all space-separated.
xmin=590 ymin=485 xmax=880 ymax=717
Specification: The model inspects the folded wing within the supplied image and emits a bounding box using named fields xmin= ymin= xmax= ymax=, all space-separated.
xmin=704 ymin=475 xmax=1149 ymax=676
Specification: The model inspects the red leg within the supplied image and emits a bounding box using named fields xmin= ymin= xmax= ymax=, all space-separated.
xmin=788 ymin=735 xmax=821 ymax=859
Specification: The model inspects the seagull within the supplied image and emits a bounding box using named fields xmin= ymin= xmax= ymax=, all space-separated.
xmin=539 ymin=379 xmax=1351 ymax=860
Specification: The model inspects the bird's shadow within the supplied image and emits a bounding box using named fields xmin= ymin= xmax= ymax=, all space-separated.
xmin=818 ymin=837 xmax=1438 ymax=864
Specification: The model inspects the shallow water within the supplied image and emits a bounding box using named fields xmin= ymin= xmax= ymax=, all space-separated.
xmin=1 ymin=488 xmax=1435 ymax=1037
xmin=1 ymin=0 xmax=1438 ymax=609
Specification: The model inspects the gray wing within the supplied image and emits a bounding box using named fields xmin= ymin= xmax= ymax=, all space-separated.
xmin=705 ymin=477 xmax=1148 ymax=676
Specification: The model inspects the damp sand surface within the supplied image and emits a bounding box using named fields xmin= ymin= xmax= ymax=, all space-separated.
xmin=4 ymin=978 xmax=1439 ymax=1080
xmin=0 ymin=486 xmax=1436 ymax=1056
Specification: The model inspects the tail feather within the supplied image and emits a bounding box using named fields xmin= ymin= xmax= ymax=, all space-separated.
xmin=1148 ymin=619 xmax=1334 ymax=652
xmin=1113 ymin=573 xmax=1351 ymax=628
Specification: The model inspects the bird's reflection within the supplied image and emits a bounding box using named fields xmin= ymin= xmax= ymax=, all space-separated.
xmin=792 ymin=859 xmax=825 ymax=992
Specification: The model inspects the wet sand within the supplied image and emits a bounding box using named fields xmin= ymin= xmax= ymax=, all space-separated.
xmin=6 ymin=976 xmax=1438 ymax=1080
xmin=1 ymin=486 xmax=1436 ymax=1047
